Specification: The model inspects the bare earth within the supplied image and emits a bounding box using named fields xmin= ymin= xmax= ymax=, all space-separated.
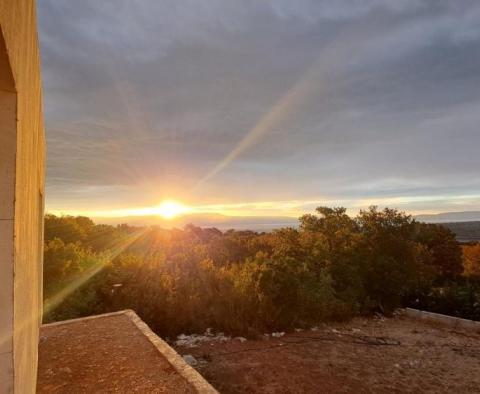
xmin=37 ymin=314 xmax=195 ymax=393
xmin=175 ymin=315 xmax=480 ymax=393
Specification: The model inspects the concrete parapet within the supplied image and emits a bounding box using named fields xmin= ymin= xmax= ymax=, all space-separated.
xmin=405 ymin=308 xmax=480 ymax=333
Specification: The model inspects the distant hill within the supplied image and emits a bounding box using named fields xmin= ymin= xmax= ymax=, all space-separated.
xmin=439 ymin=221 xmax=480 ymax=242
xmin=414 ymin=211 xmax=480 ymax=223
xmin=413 ymin=211 xmax=480 ymax=242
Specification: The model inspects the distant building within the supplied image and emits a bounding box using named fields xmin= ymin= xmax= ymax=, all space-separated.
xmin=0 ymin=1 xmax=45 ymax=392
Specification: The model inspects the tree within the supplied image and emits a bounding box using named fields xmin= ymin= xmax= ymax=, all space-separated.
xmin=300 ymin=207 xmax=358 ymax=251
xmin=44 ymin=214 xmax=88 ymax=244
xmin=413 ymin=222 xmax=463 ymax=280
xmin=43 ymin=238 xmax=83 ymax=297
xmin=355 ymin=207 xmax=422 ymax=313
xmin=463 ymin=244 xmax=480 ymax=277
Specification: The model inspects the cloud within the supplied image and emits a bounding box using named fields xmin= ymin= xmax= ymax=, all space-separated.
xmin=268 ymin=0 xmax=426 ymax=22
xmin=38 ymin=0 xmax=480 ymax=213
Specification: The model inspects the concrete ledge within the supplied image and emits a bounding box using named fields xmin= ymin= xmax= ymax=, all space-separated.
xmin=124 ymin=310 xmax=218 ymax=394
xmin=41 ymin=310 xmax=128 ymax=328
xmin=405 ymin=308 xmax=480 ymax=333
xmin=41 ymin=310 xmax=218 ymax=393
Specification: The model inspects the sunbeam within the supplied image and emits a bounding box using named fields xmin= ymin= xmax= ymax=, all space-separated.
xmin=192 ymin=21 xmax=391 ymax=191
xmin=42 ymin=227 xmax=147 ymax=317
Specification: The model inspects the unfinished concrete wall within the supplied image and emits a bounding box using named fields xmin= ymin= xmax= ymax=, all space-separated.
xmin=0 ymin=0 xmax=45 ymax=392
xmin=0 ymin=25 xmax=16 ymax=394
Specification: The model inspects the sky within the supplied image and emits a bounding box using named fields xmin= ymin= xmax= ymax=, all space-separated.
xmin=38 ymin=0 xmax=480 ymax=220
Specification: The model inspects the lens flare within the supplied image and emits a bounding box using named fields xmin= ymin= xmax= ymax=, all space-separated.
xmin=42 ymin=228 xmax=147 ymax=317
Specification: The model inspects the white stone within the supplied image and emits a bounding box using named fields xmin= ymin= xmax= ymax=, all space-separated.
xmin=271 ymin=332 xmax=285 ymax=338
xmin=182 ymin=355 xmax=198 ymax=366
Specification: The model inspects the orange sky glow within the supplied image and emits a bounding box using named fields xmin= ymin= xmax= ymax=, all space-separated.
xmin=46 ymin=193 xmax=480 ymax=221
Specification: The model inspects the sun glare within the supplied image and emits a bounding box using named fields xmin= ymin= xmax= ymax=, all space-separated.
xmin=156 ymin=200 xmax=189 ymax=219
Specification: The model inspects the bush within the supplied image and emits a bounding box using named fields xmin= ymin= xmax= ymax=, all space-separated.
xmin=408 ymin=280 xmax=480 ymax=321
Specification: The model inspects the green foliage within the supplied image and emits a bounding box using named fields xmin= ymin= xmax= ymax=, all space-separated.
xmin=236 ymin=252 xmax=347 ymax=330
xmin=43 ymin=238 xmax=96 ymax=298
xmin=44 ymin=214 xmax=135 ymax=251
xmin=408 ymin=279 xmax=480 ymax=321
xmin=413 ymin=222 xmax=463 ymax=279
xmin=355 ymin=207 xmax=423 ymax=313
xmin=43 ymin=237 xmax=107 ymax=322
xmin=44 ymin=214 xmax=91 ymax=244
xmin=43 ymin=208 xmax=472 ymax=336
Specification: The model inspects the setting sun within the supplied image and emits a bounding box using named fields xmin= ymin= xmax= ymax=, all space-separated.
xmin=155 ymin=200 xmax=189 ymax=219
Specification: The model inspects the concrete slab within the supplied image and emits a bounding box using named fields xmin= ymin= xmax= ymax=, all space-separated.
xmin=37 ymin=310 xmax=218 ymax=393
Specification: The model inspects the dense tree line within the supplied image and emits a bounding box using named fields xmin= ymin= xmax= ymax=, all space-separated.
xmin=43 ymin=207 xmax=480 ymax=336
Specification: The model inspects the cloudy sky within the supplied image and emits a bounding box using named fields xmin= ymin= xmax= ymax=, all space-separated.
xmin=38 ymin=0 xmax=480 ymax=218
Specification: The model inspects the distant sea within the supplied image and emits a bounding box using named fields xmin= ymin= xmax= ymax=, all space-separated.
xmin=212 ymin=222 xmax=299 ymax=232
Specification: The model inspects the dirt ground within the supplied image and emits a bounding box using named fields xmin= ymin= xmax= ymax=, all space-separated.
xmin=37 ymin=314 xmax=195 ymax=394
xmin=175 ymin=314 xmax=480 ymax=393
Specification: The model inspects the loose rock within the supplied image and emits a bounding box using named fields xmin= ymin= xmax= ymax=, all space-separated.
xmin=182 ymin=355 xmax=198 ymax=366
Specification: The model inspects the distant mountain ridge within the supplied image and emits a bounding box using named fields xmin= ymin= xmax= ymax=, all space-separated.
xmin=413 ymin=211 xmax=480 ymax=242
xmin=414 ymin=211 xmax=480 ymax=223
xmin=439 ymin=221 xmax=480 ymax=242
